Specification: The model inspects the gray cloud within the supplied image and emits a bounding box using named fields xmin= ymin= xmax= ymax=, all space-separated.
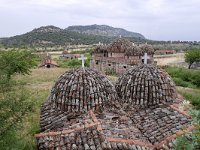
xmin=0 ymin=0 xmax=200 ymax=40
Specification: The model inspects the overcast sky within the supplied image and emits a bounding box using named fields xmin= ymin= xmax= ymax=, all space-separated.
xmin=0 ymin=0 xmax=200 ymax=41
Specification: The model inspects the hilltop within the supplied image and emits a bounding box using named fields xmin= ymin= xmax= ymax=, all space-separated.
xmin=65 ymin=24 xmax=145 ymax=39
xmin=0 ymin=25 xmax=146 ymax=48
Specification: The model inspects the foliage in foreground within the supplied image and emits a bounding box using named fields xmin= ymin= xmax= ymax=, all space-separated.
xmin=0 ymin=49 xmax=38 ymax=81
xmin=0 ymin=50 xmax=39 ymax=149
xmin=174 ymin=110 xmax=200 ymax=150
xmin=185 ymin=48 xmax=200 ymax=69
xmin=166 ymin=66 xmax=200 ymax=88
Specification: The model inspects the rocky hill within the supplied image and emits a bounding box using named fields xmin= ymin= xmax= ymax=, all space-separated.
xmin=66 ymin=24 xmax=145 ymax=39
xmin=0 ymin=25 xmax=146 ymax=48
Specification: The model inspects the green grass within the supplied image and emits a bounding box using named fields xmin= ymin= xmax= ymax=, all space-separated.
xmin=57 ymin=53 xmax=91 ymax=68
xmin=165 ymin=66 xmax=200 ymax=88
xmin=177 ymin=87 xmax=200 ymax=110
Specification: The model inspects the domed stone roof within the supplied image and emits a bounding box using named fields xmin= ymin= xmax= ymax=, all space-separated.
xmin=108 ymin=38 xmax=132 ymax=53
xmin=93 ymin=45 xmax=108 ymax=53
xmin=48 ymin=68 xmax=117 ymax=112
xmin=139 ymin=44 xmax=154 ymax=55
xmin=125 ymin=45 xmax=142 ymax=56
xmin=115 ymin=65 xmax=177 ymax=107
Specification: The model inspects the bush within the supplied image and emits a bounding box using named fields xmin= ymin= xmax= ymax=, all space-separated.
xmin=174 ymin=110 xmax=200 ymax=150
xmin=181 ymin=93 xmax=200 ymax=110
xmin=166 ymin=66 xmax=200 ymax=88
xmin=58 ymin=53 xmax=91 ymax=68
xmin=0 ymin=49 xmax=38 ymax=149
xmin=173 ymin=78 xmax=192 ymax=88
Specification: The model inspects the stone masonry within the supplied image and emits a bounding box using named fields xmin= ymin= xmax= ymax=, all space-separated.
xmin=115 ymin=64 xmax=177 ymax=107
xmin=91 ymin=38 xmax=154 ymax=75
xmin=35 ymin=66 xmax=194 ymax=150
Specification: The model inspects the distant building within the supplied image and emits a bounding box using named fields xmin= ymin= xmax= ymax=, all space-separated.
xmin=155 ymin=50 xmax=176 ymax=55
xmin=91 ymin=38 xmax=155 ymax=74
xmin=39 ymin=52 xmax=58 ymax=68
xmin=59 ymin=50 xmax=81 ymax=60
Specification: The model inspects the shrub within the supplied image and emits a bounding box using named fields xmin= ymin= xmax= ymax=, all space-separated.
xmin=166 ymin=66 xmax=200 ymax=88
xmin=181 ymin=93 xmax=200 ymax=110
xmin=174 ymin=110 xmax=200 ymax=150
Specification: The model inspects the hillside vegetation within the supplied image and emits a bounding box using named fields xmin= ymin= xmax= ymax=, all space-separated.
xmin=0 ymin=25 xmax=146 ymax=48
xmin=65 ymin=24 xmax=145 ymax=38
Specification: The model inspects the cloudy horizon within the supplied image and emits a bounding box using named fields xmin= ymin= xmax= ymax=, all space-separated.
xmin=0 ymin=0 xmax=200 ymax=41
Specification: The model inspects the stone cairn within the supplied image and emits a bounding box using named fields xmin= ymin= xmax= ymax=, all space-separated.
xmin=48 ymin=68 xmax=117 ymax=112
xmin=115 ymin=64 xmax=177 ymax=107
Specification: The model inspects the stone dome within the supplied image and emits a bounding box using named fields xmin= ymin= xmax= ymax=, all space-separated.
xmin=93 ymin=45 xmax=108 ymax=53
xmin=48 ymin=68 xmax=117 ymax=112
xmin=139 ymin=44 xmax=154 ymax=55
xmin=108 ymin=38 xmax=132 ymax=53
xmin=115 ymin=65 xmax=177 ymax=107
xmin=125 ymin=45 xmax=142 ymax=56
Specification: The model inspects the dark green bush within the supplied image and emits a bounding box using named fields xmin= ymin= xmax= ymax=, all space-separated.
xmin=166 ymin=66 xmax=200 ymax=88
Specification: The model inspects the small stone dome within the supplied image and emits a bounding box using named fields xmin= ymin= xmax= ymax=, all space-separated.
xmin=93 ymin=45 xmax=108 ymax=53
xmin=108 ymin=38 xmax=132 ymax=53
xmin=49 ymin=68 xmax=117 ymax=112
xmin=115 ymin=65 xmax=177 ymax=107
xmin=125 ymin=45 xmax=142 ymax=56
xmin=139 ymin=44 xmax=154 ymax=55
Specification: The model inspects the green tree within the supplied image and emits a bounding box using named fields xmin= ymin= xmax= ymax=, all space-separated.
xmin=185 ymin=48 xmax=200 ymax=69
xmin=0 ymin=50 xmax=38 ymax=148
xmin=0 ymin=49 xmax=37 ymax=81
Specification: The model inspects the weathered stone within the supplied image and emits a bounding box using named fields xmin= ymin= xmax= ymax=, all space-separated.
xmin=115 ymin=65 xmax=177 ymax=107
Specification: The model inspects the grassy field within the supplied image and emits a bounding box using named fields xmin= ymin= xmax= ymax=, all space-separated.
xmin=165 ymin=66 xmax=200 ymax=110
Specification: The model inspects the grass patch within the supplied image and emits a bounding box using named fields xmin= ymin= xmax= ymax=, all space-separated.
xmin=177 ymin=87 xmax=200 ymax=110
xmin=165 ymin=66 xmax=200 ymax=88
xmin=166 ymin=66 xmax=200 ymax=110
xmin=57 ymin=53 xmax=91 ymax=68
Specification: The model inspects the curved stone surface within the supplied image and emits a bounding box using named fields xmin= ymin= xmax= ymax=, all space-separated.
xmin=108 ymin=38 xmax=132 ymax=53
xmin=115 ymin=65 xmax=177 ymax=106
xmin=139 ymin=44 xmax=154 ymax=55
xmin=93 ymin=45 xmax=108 ymax=53
xmin=125 ymin=45 xmax=142 ymax=56
xmin=48 ymin=68 xmax=117 ymax=112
